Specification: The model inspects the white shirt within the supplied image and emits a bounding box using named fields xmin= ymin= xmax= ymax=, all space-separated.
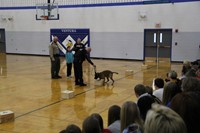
xmin=153 ymin=88 xmax=164 ymax=101
xmin=138 ymin=93 xmax=149 ymax=99
xmin=108 ymin=120 xmax=120 ymax=133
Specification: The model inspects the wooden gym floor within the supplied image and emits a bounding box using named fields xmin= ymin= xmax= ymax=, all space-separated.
xmin=0 ymin=54 xmax=182 ymax=133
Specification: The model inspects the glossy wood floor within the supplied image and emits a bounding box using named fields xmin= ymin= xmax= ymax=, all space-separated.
xmin=0 ymin=54 xmax=182 ymax=133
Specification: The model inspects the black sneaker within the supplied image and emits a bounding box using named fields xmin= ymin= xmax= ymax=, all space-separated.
xmin=52 ymin=77 xmax=58 ymax=79
xmin=75 ymin=82 xmax=80 ymax=85
xmin=56 ymin=75 xmax=62 ymax=78
xmin=79 ymin=83 xmax=87 ymax=86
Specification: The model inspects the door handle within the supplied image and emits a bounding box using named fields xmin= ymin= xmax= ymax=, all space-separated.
xmin=159 ymin=46 xmax=170 ymax=48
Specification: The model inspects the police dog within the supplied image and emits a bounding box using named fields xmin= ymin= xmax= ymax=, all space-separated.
xmin=94 ymin=70 xmax=118 ymax=85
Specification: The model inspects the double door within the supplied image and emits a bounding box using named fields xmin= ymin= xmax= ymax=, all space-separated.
xmin=144 ymin=29 xmax=172 ymax=62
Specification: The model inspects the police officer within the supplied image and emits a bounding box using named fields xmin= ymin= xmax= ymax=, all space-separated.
xmin=73 ymin=47 xmax=96 ymax=86
xmin=49 ymin=36 xmax=62 ymax=79
xmin=72 ymin=38 xmax=85 ymax=53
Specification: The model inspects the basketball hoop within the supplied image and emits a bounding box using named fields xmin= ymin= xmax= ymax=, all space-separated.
xmin=36 ymin=3 xmax=59 ymax=20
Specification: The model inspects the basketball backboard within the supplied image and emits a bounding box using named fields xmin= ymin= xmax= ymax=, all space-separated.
xmin=36 ymin=3 xmax=59 ymax=20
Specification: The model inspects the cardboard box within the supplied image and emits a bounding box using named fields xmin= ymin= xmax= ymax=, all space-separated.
xmin=0 ymin=110 xmax=14 ymax=124
xmin=141 ymin=64 xmax=150 ymax=69
xmin=125 ymin=70 xmax=134 ymax=75
xmin=61 ymin=90 xmax=74 ymax=99
xmin=95 ymin=79 xmax=104 ymax=86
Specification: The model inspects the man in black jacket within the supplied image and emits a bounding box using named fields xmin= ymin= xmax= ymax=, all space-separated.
xmin=73 ymin=47 xmax=96 ymax=86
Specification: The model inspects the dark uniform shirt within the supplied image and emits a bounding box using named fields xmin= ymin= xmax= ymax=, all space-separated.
xmin=74 ymin=49 xmax=94 ymax=65
xmin=72 ymin=43 xmax=85 ymax=53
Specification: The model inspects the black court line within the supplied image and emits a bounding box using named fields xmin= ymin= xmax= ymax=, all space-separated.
xmin=15 ymin=64 xmax=157 ymax=119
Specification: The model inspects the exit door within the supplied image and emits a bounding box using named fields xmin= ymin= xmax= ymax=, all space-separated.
xmin=144 ymin=29 xmax=172 ymax=62
xmin=0 ymin=29 xmax=6 ymax=53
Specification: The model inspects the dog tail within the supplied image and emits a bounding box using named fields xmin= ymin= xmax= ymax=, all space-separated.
xmin=112 ymin=72 xmax=118 ymax=74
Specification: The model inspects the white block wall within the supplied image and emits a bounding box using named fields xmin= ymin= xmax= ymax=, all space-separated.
xmin=0 ymin=1 xmax=200 ymax=61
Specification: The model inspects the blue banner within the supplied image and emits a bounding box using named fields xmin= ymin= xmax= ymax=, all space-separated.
xmin=50 ymin=28 xmax=90 ymax=55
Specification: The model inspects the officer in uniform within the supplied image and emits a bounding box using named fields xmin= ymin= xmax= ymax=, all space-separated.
xmin=72 ymin=38 xmax=85 ymax=53
xmin=49 ymin=36 xmax=62 ymax=79
xmin=73 ymin=47 xmax=96 ymax=86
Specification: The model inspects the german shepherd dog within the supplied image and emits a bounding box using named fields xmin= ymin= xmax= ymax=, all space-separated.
xmin=94 ymin=69 xmax=118 ymax=85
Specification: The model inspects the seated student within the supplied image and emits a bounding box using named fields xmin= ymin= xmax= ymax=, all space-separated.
xmin=168 ymin=70 xmax=178 ymax=81
xmin=170 ymin=92 xmax=200 ymax=133
xmin=123 ymin=123 xmax=142 ymax=133
xmin=162 ymin=82 xmax=182 ymax=107
xmin=59 ymin=124 xmax=81 ymax=133
xmin=82 ymin=115 xmax=101 ymax=133
xmin=183 ymin=60 xmax=191 ymax=66
xmin=168 ymin=70 xmax=182 ymax=89
xmin=120 ymin=101 xmax=143 ymax=133
xmin=134 ymin=84 xmax=148 ymax=100
xmin=179 ymin=65 xmax=191 ymax=80
xmin=196 ymin=66 xmax=200 ymax=79
xmin=145 ymin=86 xmax=153 ymax=95
xmin=134 ymin=84 xmax=161 ymax=121
xmin=153 ymin=78 xmax=164 ymax=101
xmin=144 ymin=104 xmax=187 ymax=133
xmin=191 ymin=59 xmax=200 ymax=66
xmin=137 ymin=95 xmax=156 ymax=121
xmin=181 ymin=77 xmax=200 ymax=92
xmin=91 ymin=113 xmax=111 ymax=133
xmin=185 ymin=68 xmax=197 ymax=77
xmin=107 ymin=105 xmax=121 ymax=133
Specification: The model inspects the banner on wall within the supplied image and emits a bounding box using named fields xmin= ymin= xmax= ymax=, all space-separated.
xmin=50 ymin=28 xmax=90 ymax=55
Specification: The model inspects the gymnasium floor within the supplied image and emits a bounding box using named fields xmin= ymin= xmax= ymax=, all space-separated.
xmin=0 ymin=54 xmax=182 ymax=133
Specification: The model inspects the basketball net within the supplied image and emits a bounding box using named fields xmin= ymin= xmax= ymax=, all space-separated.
xmin=41 ymin=16 xmax=48 ymax=20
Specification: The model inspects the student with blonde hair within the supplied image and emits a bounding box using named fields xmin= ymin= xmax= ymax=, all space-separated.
xmin=144 ymin=104 xmax=187 ymax=133
xmin=120 ymin=101 xmax=143 ymax=133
